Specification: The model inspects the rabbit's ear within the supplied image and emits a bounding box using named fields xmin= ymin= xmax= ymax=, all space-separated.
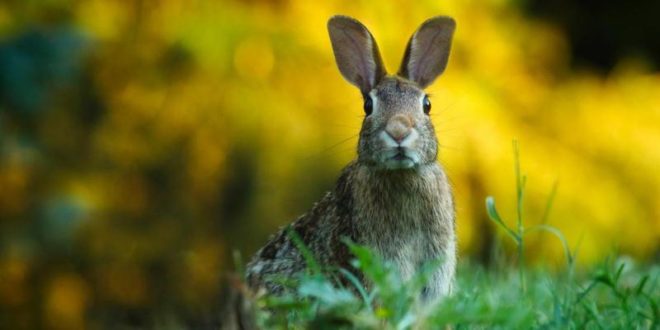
xmin=328 ymin=16 xmax=386 ymax=95
xmin=398 ymin=16 xmax=455 ymax=88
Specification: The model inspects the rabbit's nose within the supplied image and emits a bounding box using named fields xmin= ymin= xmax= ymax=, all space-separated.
xmin=385 ymin=114 xmax=413 ymax=143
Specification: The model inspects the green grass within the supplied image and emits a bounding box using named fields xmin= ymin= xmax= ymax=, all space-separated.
xmin=248 ymin=142 xmax=659 ymax=329
xmin=253 ymin=249 xmax=658 ymax=329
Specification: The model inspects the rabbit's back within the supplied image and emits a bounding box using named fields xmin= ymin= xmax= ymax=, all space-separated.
xmin=246 ymin=169 xmax=356 ymax=293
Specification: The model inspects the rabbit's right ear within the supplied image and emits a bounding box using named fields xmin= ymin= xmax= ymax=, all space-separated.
xmin=328 ymin=16 xmax=386 ymax=95
xmin=398 ymin=16 xmax=455 ymax=88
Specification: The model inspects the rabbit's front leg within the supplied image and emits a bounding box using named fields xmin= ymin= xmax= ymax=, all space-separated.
xmin=421 ymin=240 xmax=456 ymax=301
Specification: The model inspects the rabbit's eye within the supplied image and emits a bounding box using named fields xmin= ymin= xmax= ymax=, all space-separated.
xmin=363 ymin=97 xmax=373 ymax=115
xmin=423 ymin=95 xmax=431 ymax=114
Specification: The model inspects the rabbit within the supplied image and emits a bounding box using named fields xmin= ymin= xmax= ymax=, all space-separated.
xmin=246 ymin=15 xmax=457 ymax=301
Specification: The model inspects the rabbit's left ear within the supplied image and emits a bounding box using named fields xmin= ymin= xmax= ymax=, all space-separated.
xmin=328 ymin=16 xmax=387 ymax=95
xmin=398 ymin=16 xmax=455 ymax=88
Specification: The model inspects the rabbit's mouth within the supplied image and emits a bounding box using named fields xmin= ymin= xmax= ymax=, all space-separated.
xmin=392 ymin=152 xmax=409 ymax=161
xmin=381 ymin=148 xmax=419 ymax=170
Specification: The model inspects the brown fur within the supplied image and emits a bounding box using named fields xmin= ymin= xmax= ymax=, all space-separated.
xmin=246 ymin=15 xmax=457 ymax=301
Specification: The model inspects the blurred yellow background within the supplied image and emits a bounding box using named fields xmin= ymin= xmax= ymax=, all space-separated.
xmin=0 ymin=0 xmax=658 ymax=328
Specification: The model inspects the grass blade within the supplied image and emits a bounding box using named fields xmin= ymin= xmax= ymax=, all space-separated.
xmin=525 ymin=224 xmax=573 ymax=266
xmin=339 ymin=268 xmax=373 ymax=309
xmin=485 ymin=196 xmax=519 ymax=243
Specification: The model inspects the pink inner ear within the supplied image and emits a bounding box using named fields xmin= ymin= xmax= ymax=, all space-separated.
xmin=340 ymin=27 xmax=377 ymax=89
xmin=400 ymin=17 xmax=455 ymax=88
xmin=407 ymin=36 xmax=424 ymax=83
xmin=328 ymin=16 xmax=387 ymax=93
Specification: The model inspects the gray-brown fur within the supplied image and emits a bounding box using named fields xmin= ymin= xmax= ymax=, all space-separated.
xmin=246 ymin=15 xmax=457 ymax=301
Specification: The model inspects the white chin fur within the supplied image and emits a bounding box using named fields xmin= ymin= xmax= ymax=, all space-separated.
xmin=379 ymin=149 xmax=420 ymax=170
xmin=383 ymin=158 xmax=416 ymax=170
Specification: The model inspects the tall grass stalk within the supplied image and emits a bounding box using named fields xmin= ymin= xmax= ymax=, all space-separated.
xmin=486 ymin=140 xmax=574 ymax=295
xmin=513 ymin=140 xmax=526 ymax=292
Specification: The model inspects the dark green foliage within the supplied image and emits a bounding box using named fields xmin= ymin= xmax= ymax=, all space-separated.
xmin=252 ymin=244 xmax=658 ymax=329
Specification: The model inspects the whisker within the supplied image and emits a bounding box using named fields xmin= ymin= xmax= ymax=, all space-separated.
xmin=302 ymin=134 xmax=359 ymax=161
xmin=323 ymin=134 xmax=359 ymax=151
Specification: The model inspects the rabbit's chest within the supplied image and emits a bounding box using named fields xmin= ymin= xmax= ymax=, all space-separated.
xmin=351 ymin=164 xmax=455 ymax=281
xmin=359 ymin=204 xmax=445 ymax=280
xmin=381 ymin=226 xmax=430 ymax=280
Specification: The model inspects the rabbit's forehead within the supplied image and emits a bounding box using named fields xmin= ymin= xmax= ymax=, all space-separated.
xmin=372 ymin=77 xmax=424 ymax=110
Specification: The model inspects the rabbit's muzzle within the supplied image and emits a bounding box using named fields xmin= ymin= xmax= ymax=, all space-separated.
xmin=385 ymin=114 xmax=413 ymax=142
xmin=377 ymin=114 xmax=421 ymax=169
